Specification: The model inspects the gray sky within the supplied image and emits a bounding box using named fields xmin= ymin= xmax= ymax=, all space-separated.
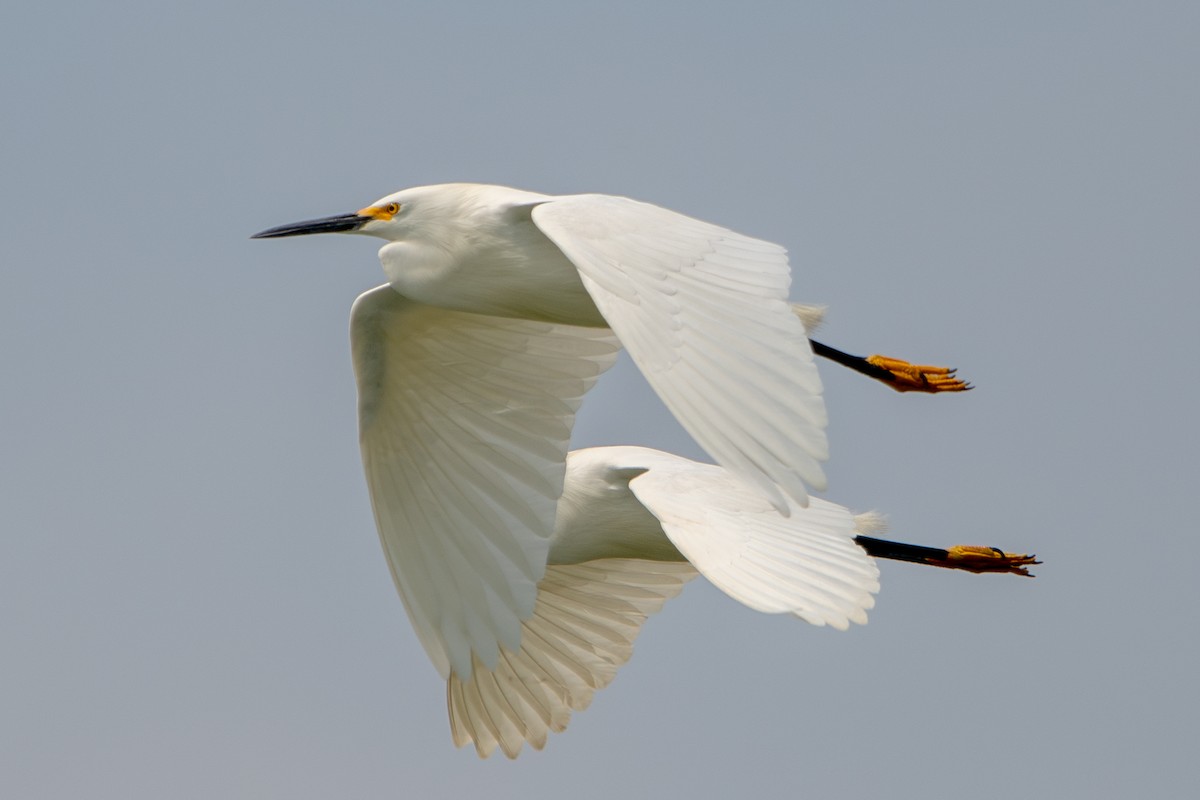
xmin=3 ymin=2 xmax=1197 ymax=797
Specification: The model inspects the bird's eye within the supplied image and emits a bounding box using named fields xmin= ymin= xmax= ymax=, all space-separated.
xmin=385 ymin=202 xmax=401 ymax=216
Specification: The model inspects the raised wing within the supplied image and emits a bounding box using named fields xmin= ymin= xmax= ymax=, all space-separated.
xmin=447 ymin=559 xmax=697 ymax=758
xmin=626 ymin=450 xmax=880 ymax=629
xmin=350 ymin=285 xmax=621 ymax=679
xmin=532 ymin=195 xmax=828 ymax=511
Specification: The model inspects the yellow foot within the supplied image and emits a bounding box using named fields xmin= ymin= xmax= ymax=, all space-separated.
xmin=936 ymin=545 xmax=1041 ymax=577
xmin=865 ymin=354 xmax=973 ymax=393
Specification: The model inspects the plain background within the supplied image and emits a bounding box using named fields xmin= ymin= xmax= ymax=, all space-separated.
xmin=3 ymin=2 xmax=1196 ymax=797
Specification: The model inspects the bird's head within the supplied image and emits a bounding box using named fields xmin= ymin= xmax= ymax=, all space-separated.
xmin=251 ymin=184 xmax=522 ymax=246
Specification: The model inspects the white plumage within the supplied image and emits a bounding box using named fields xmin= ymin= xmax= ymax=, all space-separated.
xmin=252 ymin=184 xmax=887 ymax=758
xmin=349 ymin=286 xmax=622 ymax=678
xmin=259 ymin=184 xmax=829 ymax=513
xmin=449 ymin=444 xmax=881 ymax=759
xmin=348 ymin=285 xmax=879 ymax=758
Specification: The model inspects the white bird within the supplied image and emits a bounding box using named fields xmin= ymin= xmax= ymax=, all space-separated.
xmin=449 ymin=439 xmax=1035 ymax=758
xmin=253 ymin=184 xmax=966 ymax=512
xmin=251 ymin=185 xmax=991 ymax=757
xmin=456 ymin=441 xmax=885 ymax=759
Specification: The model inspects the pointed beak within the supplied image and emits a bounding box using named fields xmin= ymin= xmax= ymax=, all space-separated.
xmin=250 ymin=212 xmax=368 ymax=239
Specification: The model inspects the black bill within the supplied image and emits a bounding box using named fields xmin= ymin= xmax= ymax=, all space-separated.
xmin=250 ymin=212 xmax=366 ymax=239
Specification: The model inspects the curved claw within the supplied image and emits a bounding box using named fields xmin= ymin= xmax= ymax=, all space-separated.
xmin=865 ymin=354 xmax=974 ymax=393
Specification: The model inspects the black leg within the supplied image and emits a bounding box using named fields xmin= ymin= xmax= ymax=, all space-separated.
xmin=809 ymin=339 xmax=899 ymax=385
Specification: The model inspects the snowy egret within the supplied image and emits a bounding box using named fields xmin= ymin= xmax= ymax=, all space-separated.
xmin=447 ymin=443 xmax=1034 ymax=758
xmin=251 ymin=186 xmax=996 ymax=757
xmin=451 ymin=442 xmax=883 ymax=759
xmin=253 ymin=184 xmax=967 ymax=514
